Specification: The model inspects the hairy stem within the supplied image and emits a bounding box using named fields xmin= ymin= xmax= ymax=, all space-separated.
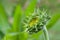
xmin=43 ymin=25 xmax=49 ymax=40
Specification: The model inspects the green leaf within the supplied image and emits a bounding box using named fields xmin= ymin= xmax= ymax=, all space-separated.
xmin=46 ymin=13 xmax=60 ymax=29
xmin=2 ymin=4 xmax=23 ymax=40
xmin=12 ymin=4 xmax=22 ymax=32
xmin=3 ymin=32 xmax=19 ymax=40
xmin=25 ymin=0 xmax=37 ymax=16
xmin=0 ymin=2 xmax=10 ymax=33
xmin=11 ymin=4 xmax=28 ymax=40
xmin=0 ymin=3 xmax=10 ymax=40
xmin=12 ymin=4 xmax=22 ymax=40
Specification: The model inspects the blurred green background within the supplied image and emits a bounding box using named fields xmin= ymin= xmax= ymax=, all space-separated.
xmin=0 ymin=0 xmax=60 ymax=40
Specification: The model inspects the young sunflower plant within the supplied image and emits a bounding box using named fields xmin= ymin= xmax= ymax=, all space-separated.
xmin=23 ymin=8 xmax=50 ymax=40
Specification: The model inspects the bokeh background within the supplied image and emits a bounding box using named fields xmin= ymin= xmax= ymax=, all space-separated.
xmin=0 ymin=0 xmax=60 ymax=40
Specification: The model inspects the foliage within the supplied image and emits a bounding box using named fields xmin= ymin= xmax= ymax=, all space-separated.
xmin=0 ymin=0 xmax=60 ymax=40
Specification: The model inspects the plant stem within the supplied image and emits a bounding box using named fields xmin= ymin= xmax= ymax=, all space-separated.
xmin=43 ymin=25 xmax=49 ymax=40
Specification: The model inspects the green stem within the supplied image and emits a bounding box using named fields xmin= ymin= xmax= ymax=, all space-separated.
xmin=43 ymin=25 xmax=49 ymax=40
